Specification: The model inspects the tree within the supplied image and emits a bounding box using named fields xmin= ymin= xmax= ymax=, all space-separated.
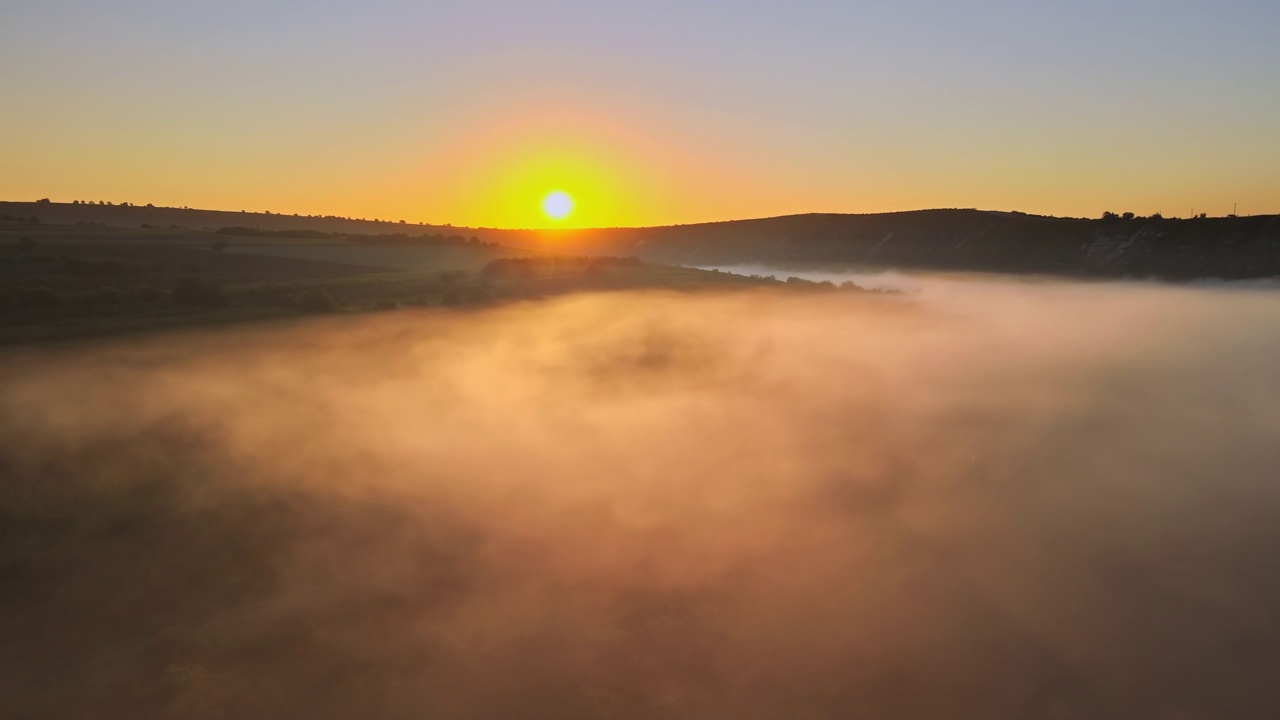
xmin=172 ymin=277 xmax=227 ymax=307
xmin=1102 ymin=211 xmax=1119 ymax=221
xmin=1121 ymin=212 xmax=1135 ymax=221
xmin=295 ymin=289 xmax=338 ymax=313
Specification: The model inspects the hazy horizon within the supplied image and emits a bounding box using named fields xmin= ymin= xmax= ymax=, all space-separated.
xmin=6 ymin=198 xmax=1274 ymax=234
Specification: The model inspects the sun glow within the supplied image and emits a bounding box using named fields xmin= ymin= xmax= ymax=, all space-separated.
xmin=429 ymin=113 xmax=673 ymax=229
xmin=541 ymin=190 xmax=575 ymax=221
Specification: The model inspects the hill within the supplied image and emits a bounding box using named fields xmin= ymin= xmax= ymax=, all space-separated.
xmin=5 ymin=202 xmax=1280 ymax=279
xmin=506 ymin=210 xmax=1280 ymax=280
xmin=0 ymin=213 xmax=782 ymax=345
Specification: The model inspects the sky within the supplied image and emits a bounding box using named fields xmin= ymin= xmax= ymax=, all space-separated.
xmin=1 ymin=0 xmax=1277 ymax=228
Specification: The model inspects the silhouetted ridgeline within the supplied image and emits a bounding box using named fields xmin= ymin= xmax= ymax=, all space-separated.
xmin=0 ymin=201 xmax=452 ymax=236
xmin=552 ymin=211 xmax=1280 ymax=280
xmin=6 ymin=202 xmax=1280 ymax=279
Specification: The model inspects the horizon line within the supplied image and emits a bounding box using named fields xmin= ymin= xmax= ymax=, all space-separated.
xmin=1 ymin=198 xmax=1267 ymax=232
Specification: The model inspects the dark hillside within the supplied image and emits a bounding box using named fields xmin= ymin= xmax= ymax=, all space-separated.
xmin=0 ymin=201 xmax=452 ymax=236
xmin=521 ymin=211 xmax=1280 ymax=280
xmin=6 ymin=202 xmax=1280 ymax=279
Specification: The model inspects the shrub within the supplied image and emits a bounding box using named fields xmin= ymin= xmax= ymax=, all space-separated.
xmin=295 ymin=289 xmax=338 ymax=313
xmin=172 ymin=277 xmax=227 ymax=307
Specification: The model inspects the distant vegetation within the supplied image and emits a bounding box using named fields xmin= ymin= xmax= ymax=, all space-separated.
xmin=172 ymin=276 xmax=228 ymax=308
xmin=8 ymin=200 xmax=1280 ymax=281
xmin=482 ymin=255 xmax=644 ymax=277
xmin=0 ymin=220 xmax=783 ymax=344
xmin=216 ymin=226 xmax=499 ymax=248
xmin=294 ymin=288 xmax=339 ymax=313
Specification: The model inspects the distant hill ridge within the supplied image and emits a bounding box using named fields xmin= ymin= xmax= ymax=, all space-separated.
xmin=5 ymin=201 xmax=1280 ymax=280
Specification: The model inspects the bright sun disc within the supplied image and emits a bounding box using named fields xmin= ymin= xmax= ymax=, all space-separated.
xmin=541 ymin=191 xmax=574 ymax=221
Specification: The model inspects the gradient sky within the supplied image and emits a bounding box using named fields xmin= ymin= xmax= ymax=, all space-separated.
xmin=2 ymin=0 xmax=1277 ymax=228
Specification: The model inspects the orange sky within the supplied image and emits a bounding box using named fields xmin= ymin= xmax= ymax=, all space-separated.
xmin=2 ymin=2 xmax=1277 ymax=228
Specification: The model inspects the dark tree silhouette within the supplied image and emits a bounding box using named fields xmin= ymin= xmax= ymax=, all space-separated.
xmin=172 ymin=277 xmax=227 ymax=308
xmin=295 ymin=289 xmax=338 ymax=313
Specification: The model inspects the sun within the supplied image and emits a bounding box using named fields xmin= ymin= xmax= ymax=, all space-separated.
xmin=541 ymin=190 xmax=575 ymax=222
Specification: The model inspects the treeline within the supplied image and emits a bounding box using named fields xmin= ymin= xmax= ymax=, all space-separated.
xmin=1 ymin=280 xmax=206 ymax=312
xmin=482 ymin=255 xmax=644 ymax=277
xmin=215 ymin=226 xmax=498 ymax=247
xmin=216 ymin=227 xmax=335 ymax=240
xmin=1100 ymin=211 xmax=1212 ymax=221
xmin=779 ymin=275 xmax=888 ymax=293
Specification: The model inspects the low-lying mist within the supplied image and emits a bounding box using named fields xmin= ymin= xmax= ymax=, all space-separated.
xmin=4 ymin=278 xmax=1280 ymax=719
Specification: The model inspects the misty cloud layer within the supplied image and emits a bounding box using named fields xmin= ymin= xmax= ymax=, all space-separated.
xmin=4 ymin=279 xmax=1280 ymax=718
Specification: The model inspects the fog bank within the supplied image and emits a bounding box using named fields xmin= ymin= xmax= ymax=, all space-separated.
xmin=4 ymin=279 xmax=1280 ymax=718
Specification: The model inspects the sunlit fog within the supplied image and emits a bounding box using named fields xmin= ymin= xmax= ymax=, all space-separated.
xmin=5 ymin=278 xmax=1280 ymax=718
